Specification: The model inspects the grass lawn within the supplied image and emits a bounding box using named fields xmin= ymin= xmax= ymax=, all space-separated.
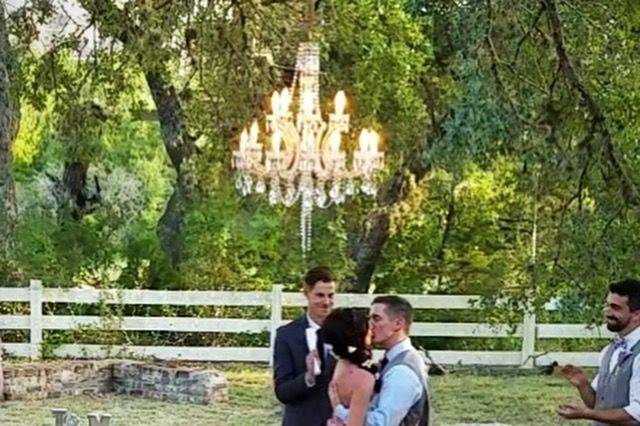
xmin=0 ymin=364 xmax=591 ymax=425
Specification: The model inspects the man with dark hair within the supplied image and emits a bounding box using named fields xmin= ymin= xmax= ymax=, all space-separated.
xmin=331 ymin=294 xmax=431 ymax=426
xmin=273 ymin=266 xmax=336 ymax=426
xmin=558 ymin=278 xmax=640 ymax=425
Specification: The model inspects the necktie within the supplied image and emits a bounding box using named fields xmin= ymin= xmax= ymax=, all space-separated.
xmin=374 ymin=356 xmax=389 ymax=393
xmin=613 ymin=336 xmax=630 ymax=368
xmin=613 ymin=336 xmax=627 ymax=351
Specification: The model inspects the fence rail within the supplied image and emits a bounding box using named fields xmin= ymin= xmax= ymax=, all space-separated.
xmin=0 ymin=280 xmax=611 ymax=367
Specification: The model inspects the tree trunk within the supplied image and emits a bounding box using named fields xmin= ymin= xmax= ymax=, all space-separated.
xmin=348 ymin=168 xmax=423 ymax=292
xmin=61 ymin=161 xmax=88 ymax=219
xmin=52 ymin=103 xmax=107 ymax=220
xmin=0 ymin=2 xmax=17 ymax=401
xmin=145 ymin=70 xmax=196 ymax=268
xmin=0 ymin=3 xmax=18 ymax=253
xmin=434 ymin=187 xmax=456 ymax=289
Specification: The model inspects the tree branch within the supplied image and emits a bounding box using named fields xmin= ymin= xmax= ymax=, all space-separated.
xmin=513 ymin=4 xmax=545 ymax=63
xmin=543 ymin=0 xmax=640 ymax=207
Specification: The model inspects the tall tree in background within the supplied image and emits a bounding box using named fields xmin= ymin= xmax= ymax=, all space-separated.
xmin=0 ymin=0 xmax=19 ymax=401
xmin=75 ymin=0 xmax=198 ymax=268
xmin=12 ymin=0 xmax=298 ymax=275
xmin=346 ymin=0 xmax=640 ymax=295
xmin=0 ymin=2 xmax=19 ymax=255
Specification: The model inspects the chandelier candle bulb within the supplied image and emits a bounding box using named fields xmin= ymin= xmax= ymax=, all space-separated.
xmin=240 ymin=128 xmax=248 ymax=151
xmin=271 ymin=91 xmax=281 ymax=115
xmin=359 ymin=129 xmax=369 ymax=153
xmin=368 ymin=130 xmax=378 ymax=153
xmin=334 ymin=91 xmax=346 ymax=115
xmin=250 ymin=121 xmax=259 ymax=145
xmin=280 ymin=88 xmax=291 ymax=112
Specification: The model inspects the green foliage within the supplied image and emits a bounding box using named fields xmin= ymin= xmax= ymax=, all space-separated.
xmin=2 ymin=0 xmax=640 ymax=354
xmin=321 ymin=0 xmax=430 ymax=156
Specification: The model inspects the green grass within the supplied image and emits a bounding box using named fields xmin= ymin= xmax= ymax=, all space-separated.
xmin=0 ymin=364 xmax=591 ymax=425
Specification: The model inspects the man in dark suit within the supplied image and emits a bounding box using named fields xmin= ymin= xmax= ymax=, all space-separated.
xmin=273 ymin=266 xmax=336 ymax=426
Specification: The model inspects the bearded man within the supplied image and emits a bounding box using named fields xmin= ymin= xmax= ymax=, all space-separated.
xmin=558 ymin=278 xmax=640 ymax=425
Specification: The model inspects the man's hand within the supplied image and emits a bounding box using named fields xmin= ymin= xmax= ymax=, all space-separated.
xmin=328 ymin=381 xmax=341 ymax=410
xmin=304 ymin=350 xmax=320 ymax=386
xmin=557 ymin=402 xmax=591 ymax=420
xmin=560 ymin=364 xmax=590 ymax=388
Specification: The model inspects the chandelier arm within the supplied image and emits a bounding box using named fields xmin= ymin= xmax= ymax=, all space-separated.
xmin=280 ymin=146 xmax=300 ymax=180
xmin=312 ymin=152 xmax=330 ymax=179
xmin=315 ymin=121 xmax=327 ymax=149
xmin=282 ymin=185 xmax=303 ymax=207
xmin=281 ymin=122 xmax=301 ymax=151
xmin=314 ymin=198 xmax=335 ymax=209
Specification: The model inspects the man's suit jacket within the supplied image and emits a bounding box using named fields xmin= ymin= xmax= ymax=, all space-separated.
xmin=273 ymin=315 xmax=333 ymax=426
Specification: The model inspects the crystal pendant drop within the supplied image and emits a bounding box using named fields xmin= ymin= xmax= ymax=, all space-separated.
xmin=268 ymin=189 xmax=280 ymax=205
xmin=315 ymin=186 xmax=327 ymax=206
xmin=284 ymin=185 xmax=296 ymax=206
xmin=345 ymin=180 xmax=356 ymax=196
xmin=329 ymin=183 xmax=340 ymax=200
xmin=244 ymin=175 xmax=253 ymax=194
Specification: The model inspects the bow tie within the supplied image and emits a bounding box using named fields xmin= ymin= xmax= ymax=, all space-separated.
xmin=613 ymin=336 xmax=627 ymax=351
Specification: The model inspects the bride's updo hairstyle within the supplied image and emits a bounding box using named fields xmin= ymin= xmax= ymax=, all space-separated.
xmin=319 ymin=308 xmax=372 ymax=366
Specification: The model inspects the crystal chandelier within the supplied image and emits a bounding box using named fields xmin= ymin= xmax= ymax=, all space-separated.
xmin=232 ymin=42 xmax=384 ymax=253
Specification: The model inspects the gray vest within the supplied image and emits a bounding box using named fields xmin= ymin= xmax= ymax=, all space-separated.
xmin=593 ymin=339 xmax=640 ymax=426
xmin=381 ymin=347 xmax=432 ymax=426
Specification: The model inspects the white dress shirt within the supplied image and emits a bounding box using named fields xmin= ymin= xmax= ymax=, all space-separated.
xmin=307 ymin=314 xmax=320 ymax=330
xmin=591 ymin=325 xmax=640 ymax=421
xmin=304 ymin=314 xmax=323 ymax=387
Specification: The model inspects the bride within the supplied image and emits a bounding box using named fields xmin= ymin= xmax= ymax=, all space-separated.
xmin=318 ymin=308 xmax=377 ymax=426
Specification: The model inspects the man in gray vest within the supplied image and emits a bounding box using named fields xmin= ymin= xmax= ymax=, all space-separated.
xmin=558 ymin=278 xmax=640 ymax=425
xmin=331 ymin=295 xmax=431 ymax=426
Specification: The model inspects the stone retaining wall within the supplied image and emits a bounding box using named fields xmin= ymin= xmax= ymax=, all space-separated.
xmin=112 ymin=361 xmax=228 ymax=404
xmin=2 ymin=360 xmax=228 ymax=404
xmin=3 ymin=360 xmax=113 ymax=400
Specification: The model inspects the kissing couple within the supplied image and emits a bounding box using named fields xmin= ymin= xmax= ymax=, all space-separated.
xmin=273 ymin=266 xmax=431 ymax=426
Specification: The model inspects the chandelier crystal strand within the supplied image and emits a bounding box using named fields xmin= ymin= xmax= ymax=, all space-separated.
xmin=232 ymin=42 xmax=384 ymax=253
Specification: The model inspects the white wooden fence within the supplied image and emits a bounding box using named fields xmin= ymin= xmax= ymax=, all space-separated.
xmin=0 ymin=280 xmax=613 ymax=367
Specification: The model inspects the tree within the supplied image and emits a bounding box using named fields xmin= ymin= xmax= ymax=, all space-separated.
xmin=11 ymin=0 xmax=301 ymax=274
xmin=344 ymin=0 xmax=640 ymax=298
xmin=0 ymin=0 xmax=20 ymax=401
xmin=0 ymin=2 xmax=19 ymax=254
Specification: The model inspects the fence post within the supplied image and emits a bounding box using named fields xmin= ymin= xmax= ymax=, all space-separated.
xmin=30 ymin=279 xmax=43 ymax=360
xmin=270 ymin=285 xmax=283 ymax=366
xmin=520 ymin=308 xmax=536 ymax=368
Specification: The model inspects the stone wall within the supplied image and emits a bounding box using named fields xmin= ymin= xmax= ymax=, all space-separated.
xmin=112 ymin=361 xmax=228 ymax=404
xmin=2 ymin=360 xmax=228 ymax=404
xmin=3 ymin=360 xmax=113 ymax=400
